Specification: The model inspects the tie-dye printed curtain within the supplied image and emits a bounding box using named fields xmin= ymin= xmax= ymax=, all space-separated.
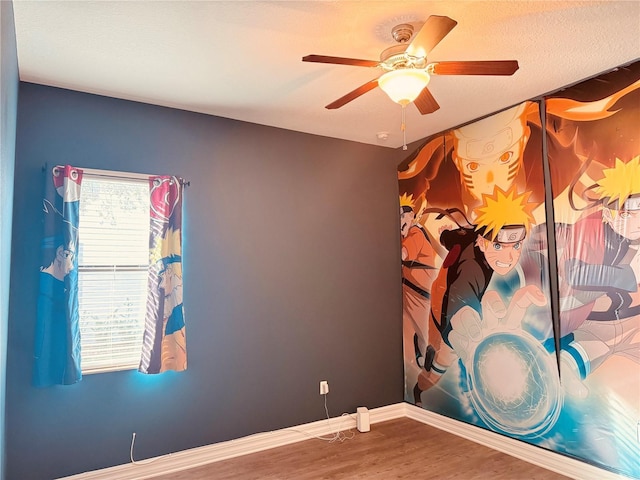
xmin=139 ymin=176 xmax=187 ymax=374
xmin=34 ymin=165 xmax=83 ymax=387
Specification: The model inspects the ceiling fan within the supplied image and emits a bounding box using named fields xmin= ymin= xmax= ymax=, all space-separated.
xmin=302 ymin=15 xmax=519 ymax=115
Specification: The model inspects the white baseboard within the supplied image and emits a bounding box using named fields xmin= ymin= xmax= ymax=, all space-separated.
xmin=404 ymin=403 xmax=628 ymax=480
xmin=58 ymin=404 xmax=406 ymax=480
xmin=59 ymin=403 xmax=626 ymax=480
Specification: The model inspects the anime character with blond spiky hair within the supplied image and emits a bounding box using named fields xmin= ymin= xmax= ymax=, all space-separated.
xmin=399 ymin=193 xmax=440 ymax=398
xmin=554 ymin=156 xmax=640 ymax=397
xmin=140 ymin=175 xmax=187 ymax=375
xmin=412 ymin=186 xmax=547 ymax=405
xmin=156 ymin=228 xmax=187 ymax=373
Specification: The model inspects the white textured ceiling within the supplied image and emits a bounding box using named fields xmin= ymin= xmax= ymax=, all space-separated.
xmin=12 ymin=1 xmax=640 ymax=149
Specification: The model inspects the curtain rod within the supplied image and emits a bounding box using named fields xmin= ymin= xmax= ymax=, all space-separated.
xmin=43 ymin=164 xmax=190 ymax=186
xmin=80 ymin=167 xmax=153 ymax=180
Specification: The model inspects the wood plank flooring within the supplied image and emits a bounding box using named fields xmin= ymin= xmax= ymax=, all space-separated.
xmin=150 ymin=418 xmax=571 ymax=480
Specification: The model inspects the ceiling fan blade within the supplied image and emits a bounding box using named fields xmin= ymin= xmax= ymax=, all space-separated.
xmin=302 ymin=54 xmax=379 ymax=67
xmin=414 ymin=87 xmax=440 ymax=115
xmin=430 ymin=60 xmax=520 ymax=75
xmin=406 ymin=15 xmax=457 ymax=58
xmin=325 ymin=79 xmax=380 ymax=109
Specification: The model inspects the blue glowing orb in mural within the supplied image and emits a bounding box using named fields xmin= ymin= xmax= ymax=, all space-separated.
xmin=467 ymin=331 xmax=563 ymax=437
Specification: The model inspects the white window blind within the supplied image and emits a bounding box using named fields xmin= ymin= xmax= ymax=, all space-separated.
xmin=77 ymin=174 xmax=149 ymax=374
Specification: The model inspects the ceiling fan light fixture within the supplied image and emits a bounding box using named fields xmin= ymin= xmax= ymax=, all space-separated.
xmin=378 ymin=69 xmax=430 ymax=105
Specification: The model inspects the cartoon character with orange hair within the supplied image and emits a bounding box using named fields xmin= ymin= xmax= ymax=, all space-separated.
xmin=400 ymin=193 xmax=440 ymax=395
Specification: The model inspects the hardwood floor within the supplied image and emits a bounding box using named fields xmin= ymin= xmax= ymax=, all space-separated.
xmin=150 ymin=418 xmax=571 ymax=479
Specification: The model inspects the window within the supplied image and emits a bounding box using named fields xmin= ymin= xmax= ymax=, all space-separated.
xmin=77 ymin=174 xmax=149 ymax=373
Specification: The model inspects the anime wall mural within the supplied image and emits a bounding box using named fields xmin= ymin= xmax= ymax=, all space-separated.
xmin=398 ymin=61 xmax=639 ymax=478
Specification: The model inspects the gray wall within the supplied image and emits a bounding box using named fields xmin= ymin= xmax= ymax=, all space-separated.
xmin=6 ymin=83 xmax=405 ymax=479
xmin=0 ymin=2 xmax=18 ymax=480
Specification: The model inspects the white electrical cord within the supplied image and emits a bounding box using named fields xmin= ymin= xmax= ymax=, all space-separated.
xmin=401 ymin=104 xmax=408 ymax=150
xmin=130 ymin=394 xmax=355 ymax=465
xmin=284 ymin=394 xmax=355 ymax=443
xmin=320 ymin=394 xmax=356 ymax=443
xmin=130 ymin=432 xmax=164 ymax=465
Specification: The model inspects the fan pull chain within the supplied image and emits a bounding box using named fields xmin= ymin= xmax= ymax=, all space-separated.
xmin=401 ymin=104 xmax=408 ymax=150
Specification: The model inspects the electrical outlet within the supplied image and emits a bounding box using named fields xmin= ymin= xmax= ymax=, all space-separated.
xmin=319 ymin=380 xmax=329 ymax=395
